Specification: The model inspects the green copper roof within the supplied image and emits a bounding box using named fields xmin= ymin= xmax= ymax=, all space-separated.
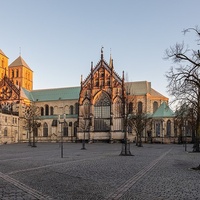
xmin=23 ymin=86 xmax=81 ymax=101
xmin=151 ymin=102 xmax=174 ymax=118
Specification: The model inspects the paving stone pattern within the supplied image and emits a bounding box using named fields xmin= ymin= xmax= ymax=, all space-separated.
xmin=0 ymin=143 xmax=199 ymax=200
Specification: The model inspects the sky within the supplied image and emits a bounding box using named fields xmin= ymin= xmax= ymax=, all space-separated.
xmin=0 ymin=0 xmax=200 ymax=100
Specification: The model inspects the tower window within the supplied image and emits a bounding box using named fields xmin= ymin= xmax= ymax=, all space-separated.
xmin=16 ymin=69 xmax=19 ymax=77
xmin=12 ymin=70 xmax=14 ymax=78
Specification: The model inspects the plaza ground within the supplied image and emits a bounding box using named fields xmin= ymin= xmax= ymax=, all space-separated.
xmin=0 ymin=142 xmax=200 ymax=200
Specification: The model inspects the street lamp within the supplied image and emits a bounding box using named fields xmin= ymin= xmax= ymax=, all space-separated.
xmin=69 ymin=122 xmax=73 ymax=142
xmin=162 ymin=120 xmax=164 ymax=144
xmin=58 ymin=114 xmax=66 ymax=158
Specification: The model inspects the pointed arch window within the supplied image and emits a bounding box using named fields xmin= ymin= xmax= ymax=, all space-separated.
xmin=113 ymin=98 xmax=123 ymax=131
xmin=41 ymin=107 xmax=44 ymax=116
xmin=153 ymin=101 xmax=158 ymax=113
xmin=138 ymin=101 xmax=143 ymax=113
xmin=94 ymin=92 xmax=111 ymax=131
xmin=166 ymin=120 xmax=171 ymax=136
xmin=45 ymin=105 xmax=49 ymax=115
xmin=114 ymin=99 xmax=123 ymax=117
xmin=128 ymin=102 xmax=133 ymax=114
xmin=155 ymin=122 xmax=160 ymax=137
xmin=12 ymin=70 xmax=14 ymax=78
xmin=16 ymin=69 xmax=19 ymax=77
xmin=43 ymin=122 xmax=48 ymax=137
xmin=69 ymin=105 xmax=73 ymax=115
xmin=4 ymin=127 xmax=8 ymax=136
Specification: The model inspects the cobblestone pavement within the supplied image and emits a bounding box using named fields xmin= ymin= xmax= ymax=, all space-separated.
xmin=0 ymin=142 xmax=199 ymax=200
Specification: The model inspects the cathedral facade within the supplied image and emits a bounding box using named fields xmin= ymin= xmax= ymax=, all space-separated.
xmin=0 ymin=49 xmax=177 ymax=145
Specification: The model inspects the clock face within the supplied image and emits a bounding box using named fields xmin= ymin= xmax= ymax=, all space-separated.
xmin=0 ymin=86 xmax=12 ymax=100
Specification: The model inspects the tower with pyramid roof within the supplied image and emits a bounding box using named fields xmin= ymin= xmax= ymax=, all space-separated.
xmin=8 ymin=56 xmax=33 ymax=91
xmin=0 ymin=49 xmax=9 ymax=79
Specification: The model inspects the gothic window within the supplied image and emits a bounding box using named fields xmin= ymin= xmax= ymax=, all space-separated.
xmin=69 ymin=105 xmax=73 ymax=115
xmin=75 ymin=103 xmax=79 ymax=114
xmin=128 ymin=102 xmax=133 ymax=114
xmin=43 ymin=122 xmax=48 ymax=137
xmin=155 ymin=122 xmax=160 ymax=137
xmin=114 ymin=99 xmax=123 ymax=117
xmin=94 ymin=92 xmax=111 ymax=131
xmin=138 ymin=101 xmax=143 ymax=113
xmin=166 ymin=120 xmax=171 ymax=136
xmin=153 ymin=101 xmax=158 ymax=113
xmin=41 ymin=107 xmax=44 ymax=116
xmin=16 ymin=69 xmax=19 ymax=77
xmin=50 ymin=106 xmax=54 ymax=115
xmin=113 ymin=99 xmax=123 ymax=131
xmin=12 ymin=70 xmax=14 ymax=78
xmin=45 ymin=104 xmax=49 ymax=115
xmin=74 ymin=121 xmax=78 ymax=137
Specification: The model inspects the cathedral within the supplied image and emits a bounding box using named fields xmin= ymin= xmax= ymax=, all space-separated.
xmin=0 ymin=48 xmax=176 ymax=145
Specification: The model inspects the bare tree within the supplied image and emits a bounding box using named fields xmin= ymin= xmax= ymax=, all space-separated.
xmin=165 ymin=26 xmax=200 ymax=152
xmin=128 ymin=112 xmax=151 ymax=147
xmin=24 ymin=102 xmax=41 ymax=147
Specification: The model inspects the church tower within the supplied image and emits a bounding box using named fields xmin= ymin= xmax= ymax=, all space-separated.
xmin=0 ymin=49 xmax=9 ymax=80
xmin=8 ymin=56 xmax=33 ymax=91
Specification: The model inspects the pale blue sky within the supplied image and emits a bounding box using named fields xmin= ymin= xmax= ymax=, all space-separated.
xmin=1 ymin=0 xmax=199 ymax=99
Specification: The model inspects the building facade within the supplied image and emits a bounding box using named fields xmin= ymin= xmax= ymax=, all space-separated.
xmin=0 ymin=49 xmax=177 ymax=144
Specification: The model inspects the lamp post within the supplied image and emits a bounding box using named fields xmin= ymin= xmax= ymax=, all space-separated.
xmin=58 ymin=114 xmax=66 ymax=158
xmin=69 ymin=122 xmax=73 ymax=142
xmin=162 ymin=120 xmax=164 ymax=144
